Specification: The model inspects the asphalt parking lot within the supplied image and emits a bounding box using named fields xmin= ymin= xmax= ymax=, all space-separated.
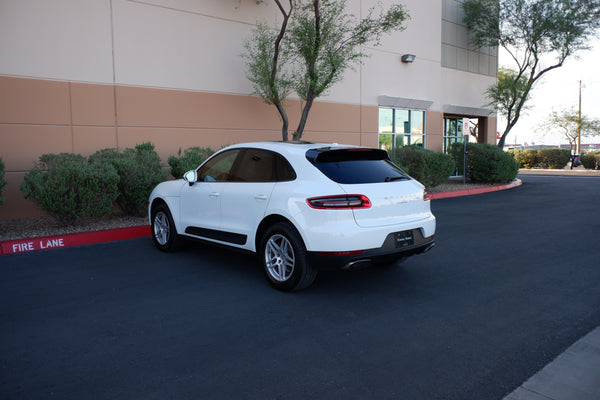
xmin=1 ymin=174 xmax=599 ymax=400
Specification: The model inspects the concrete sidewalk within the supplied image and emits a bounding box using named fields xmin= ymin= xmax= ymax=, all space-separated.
xmin=503 ymin=326 xmax=600 ymax=400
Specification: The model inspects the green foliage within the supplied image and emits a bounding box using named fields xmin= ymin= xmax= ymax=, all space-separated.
xmin=462 ymin=0 xmax=600 ymax=147
xmin=508 ymin=148 xmax=539 ymax=169
xmin=537 ymin=148 xmax=571 ymax=169
xmin=509 ymin=148 xmax=570 ymax=169
xmin=451 ymin=143 xmax=519 ymax=183
xmin=168 ymin=147 xmax=215 ymax=179
xmin=486 ymin=67 xmax=531 ymax=122
xmin=244 ymin=0 xmax=408 ymax=141
xmin=20 ymin=153 xmax=119 ymax=224
xmin=89 ymin=143 xmax=167 ymax=216
xmin=536 ymin=108 xmax=600 ymax=147
xmin=388 ymin=146 xmax=455 ymax=189
xmin=581 ymin=151 xmax=600 ymax=170
xmin=0 ymin=157 xmax=6 ymax=206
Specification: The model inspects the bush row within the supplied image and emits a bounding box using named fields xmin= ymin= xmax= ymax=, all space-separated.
xmin=168 ymin=147 xmax=215 ymax=179
xmin=8 ymin=142 xmax=525 ymax=222
xmin=581 ymin=151 xmax=600 ymax=170
xmin=388 ymin=146 xmax=455 ymax=189
xmin=21 ymin=143 xmax=167 ymax=223
xmin=450 ymin=142 xmax=519 ymax=183
xmin=508 ymin=148 xmax=571 ymax=169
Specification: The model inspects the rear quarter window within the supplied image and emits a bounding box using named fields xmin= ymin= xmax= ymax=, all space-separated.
xmin=306 ymin=148 xmax=409 ymax=184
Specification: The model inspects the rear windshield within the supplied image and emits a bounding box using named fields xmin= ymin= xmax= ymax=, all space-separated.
xmin=306 ymin=148 xmax=409 ymax=184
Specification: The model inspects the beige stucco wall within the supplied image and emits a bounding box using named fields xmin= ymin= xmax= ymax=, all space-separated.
xmin=0 ymin=76 xmax=379 ymax=219
xmin=0 ymin=0 xmax=496 ymax=220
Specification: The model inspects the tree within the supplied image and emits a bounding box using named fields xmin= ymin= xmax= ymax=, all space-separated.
xmin=462 ymin=0 xmax=600 ymax=148
xmin=244 ymin=0 xmax=409 ymax=141
xmin=486 ymin=67 xmax=531 ymax=133
xmin=536 ymin=108 xmax=600 ymax=153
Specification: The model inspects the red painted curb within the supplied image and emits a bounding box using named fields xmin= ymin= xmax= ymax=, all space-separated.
xmin=428 ymin=179 xmax=522 ymax=200
xmin=0 ymin=225 xmax=151 ymax=256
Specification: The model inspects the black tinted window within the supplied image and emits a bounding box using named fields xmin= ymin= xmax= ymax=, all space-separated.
xmin=307 ymin=148 xmax=408 ymax=184
xmin=197 ymin=149 xmax=240 ymax=182
xmin=275 ymin=154 xmax=296 ymax=181
xmin=231 ymin=149 xmax=277 ymax=182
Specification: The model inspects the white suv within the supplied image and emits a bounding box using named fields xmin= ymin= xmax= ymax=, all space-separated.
xmin=149 ymin=142 xmax=435 ymax=291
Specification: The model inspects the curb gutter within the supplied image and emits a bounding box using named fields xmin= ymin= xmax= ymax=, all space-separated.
xmin=428 ymin=178 xmax=522 ymax=200
xmin=0 ymin=179 xmax=522 ymax=256
xmin=1 ymin=225 xmax=151 ymax=256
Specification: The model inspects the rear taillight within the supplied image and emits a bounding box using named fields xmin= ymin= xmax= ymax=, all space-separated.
xmin=307 ymin=194 xmax=372 ymax=209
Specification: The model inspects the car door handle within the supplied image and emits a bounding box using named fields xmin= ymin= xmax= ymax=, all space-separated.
xmin=209 ymin=192 xmax=220 ymax=198
xmin=255 ymin=194 xmax=268 ymax=201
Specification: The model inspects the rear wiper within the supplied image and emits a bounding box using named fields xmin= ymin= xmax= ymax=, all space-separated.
xmin=385 ymin=176 xmax=409 ymax=182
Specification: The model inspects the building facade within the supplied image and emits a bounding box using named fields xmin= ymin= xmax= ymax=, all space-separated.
xmin=0 ymin=0 xmax=497 ymax=220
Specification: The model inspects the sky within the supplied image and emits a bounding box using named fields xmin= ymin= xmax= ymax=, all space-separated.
xmin=497 ymin=37 xmax=600 ymax=146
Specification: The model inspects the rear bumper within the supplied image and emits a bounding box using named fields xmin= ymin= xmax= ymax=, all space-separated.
xmin=307 ymin=229 xmax=435 ymax=270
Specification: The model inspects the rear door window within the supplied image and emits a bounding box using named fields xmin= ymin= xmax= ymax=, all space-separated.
xmin=231 ymin=149 xmax=277 ymax=182
xmin=227 ymin=148 xmax=297 ymax=182
xmin=306 ymin=148 xmax=409 ymax=184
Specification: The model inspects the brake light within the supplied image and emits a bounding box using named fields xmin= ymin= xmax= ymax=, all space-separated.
xmin=423 ymin=190 xmax=431 ymax=201
xmin=307 ymin=194 xmax=372 ymax=209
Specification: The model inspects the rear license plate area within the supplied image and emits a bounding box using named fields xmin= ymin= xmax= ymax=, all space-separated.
xmin=395 ymin=230 xmax=414 ymax=248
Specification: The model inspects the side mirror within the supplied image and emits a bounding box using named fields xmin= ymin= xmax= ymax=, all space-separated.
xmin=183 ymin=170 xmax=197 ymax=186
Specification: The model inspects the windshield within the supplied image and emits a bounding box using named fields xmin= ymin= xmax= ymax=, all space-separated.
xmin=306 ymin=148 xmax=409 ymax=184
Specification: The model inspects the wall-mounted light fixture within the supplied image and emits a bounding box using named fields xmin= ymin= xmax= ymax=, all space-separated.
xmin=401 ymin=54 xmax=416 ymax=63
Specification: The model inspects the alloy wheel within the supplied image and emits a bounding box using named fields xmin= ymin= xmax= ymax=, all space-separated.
xmin=153 ymin=211 xmax=170 ymax=246
xmin=264 ymin=234 xmax=295 ymax=282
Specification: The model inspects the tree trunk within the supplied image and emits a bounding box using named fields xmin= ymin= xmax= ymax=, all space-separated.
xmin=295 ymin=94 xmax=314 ymax=141
xmin=276 ymin=102 xmax=289 ymax=141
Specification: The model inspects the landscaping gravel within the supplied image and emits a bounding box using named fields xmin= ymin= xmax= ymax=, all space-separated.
xmin=0 ymin=213 xmax=148 ymax=242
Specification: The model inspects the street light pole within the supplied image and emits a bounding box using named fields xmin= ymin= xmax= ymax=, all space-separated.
xmin=577 ymin=80 xmax=582 ymax=156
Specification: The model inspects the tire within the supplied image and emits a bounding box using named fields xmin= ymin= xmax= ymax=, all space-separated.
xmin=260 ymin=222 xmax=317 ymax=291
xmin=151 ymin=203 xmax=182 ymax=252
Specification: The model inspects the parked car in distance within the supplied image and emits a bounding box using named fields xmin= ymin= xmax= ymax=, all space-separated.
xmin=149 ymin=141 xmax=436 ymax=291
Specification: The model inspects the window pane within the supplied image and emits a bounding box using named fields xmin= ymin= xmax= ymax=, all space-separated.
xmin=411 ymin=111 xmax=424 ymax=134
xmin=379 ymin=134 xmax=393 ymax=151
xmin=232 ymin=149 xmax=276 ymax=182
xmin=309 ymin=149 xmax=409 ymax=184
xmin=197 ymin=149 xmax=239 ymax=182
xmin=379 ymin=108 xmax=393 ymax=133
xmin=445 ymin=118 xmax=457 ymax=136
xmin=275 ymin=154 xmax=296 ymax=181
xmin=411 ymin=135 xmax=424 ymax=147
xmin=395 ymin=135 xmax=407 ymax=148
xmin=395 ymin=109 xmax=410 ymax=133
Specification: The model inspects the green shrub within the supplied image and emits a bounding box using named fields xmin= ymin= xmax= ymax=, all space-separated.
xmin=509 ymin=149 xmax=539 ymax=169
xmin=451 ymin=142 xmax=519 ymax=183
xmin=581 ymin=151 xmax=600 ymax=170
xmin=20 ymin=153 xmax=119 ymax=224
xmin=388 ymin=146 xmax=455 ymax=189
xmin=537 ymin=148 xmax=571 ymax=169
xmin=0 ymin=157 xmax=6 ymax=206
xmin=509 ymin=148 xmax=571 ymax=169
xmin=90 ymin=142 xmax=167 ymax=216
xmin=168 ymin=146 xmax=215 ymax=178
